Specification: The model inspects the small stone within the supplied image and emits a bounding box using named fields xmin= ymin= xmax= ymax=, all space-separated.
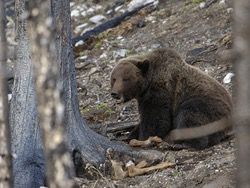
xmin=227 ymin=8 xmax=233 ymax=14
xmin=137 ymin=20 xmax=146 ymax=28
xmin=219 ymin=0 xmax=226 ymax=7
xmin=127 ymin=0 xmax=159 ymax=12
xmin=115 ymin=5 xmax=123 ymax=12
xmin=223 ymin=73 xmax=235 ymax=84
xmin=8 ymin=94 xmax=12 ymax=101
xmin=75 ymin=40 xmax=84 ymax=47
xmin=71 ymin=9 xmax=80 ymax=17
xmin=151 ymin=43 xmax=161 ymax=49
xmin=75 ymin=23 xmax=89 ymax=33
xmin=117 ymin=36 xmax=123 ymax=40
xmin=113 ymin=49 xmax=127 ymax=59
xmin=100 ymin=53 xmax=107 ymax=59
xmin=89 ymin=15 xmax=107 ymax=24
xmin=199 ymin=2 xmax=206 ymax=9
xmin=79 ymin=55 xmax=88 ymax=60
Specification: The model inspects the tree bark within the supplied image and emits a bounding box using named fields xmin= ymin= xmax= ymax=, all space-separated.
xmin=0 ymin=0 xmax=12 ymax=187
xmin=10 ymin=0 xmax=45 ymax=187
xmin=52 ymin=0 xmax=163 ymax=176
xmin=28 ymin=0 xmax=75 ymax=187
xmin=234 ymin=0 xmax=250 ymax=187
xmin=10 ymin=0 xmax=163 ymax=186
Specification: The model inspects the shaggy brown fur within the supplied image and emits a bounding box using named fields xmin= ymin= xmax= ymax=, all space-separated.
xmin=110 ymin=48 xmax=232 ymax=149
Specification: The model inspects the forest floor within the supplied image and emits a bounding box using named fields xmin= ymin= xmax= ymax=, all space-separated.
xmin=71 ymin=0 xmax=236 ymax=187
xmin=6 ymin=0 xmax=236 ymax=187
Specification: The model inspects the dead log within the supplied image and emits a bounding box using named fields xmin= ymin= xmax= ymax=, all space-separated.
xmin=72 ymin=2 xmax=154 ymax=46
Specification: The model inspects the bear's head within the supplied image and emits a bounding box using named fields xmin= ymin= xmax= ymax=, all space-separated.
xmin=110 ymin=57 xmax=149 ymax=103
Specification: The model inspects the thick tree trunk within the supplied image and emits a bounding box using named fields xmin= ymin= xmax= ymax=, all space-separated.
xmin=53 ymin=0 xmax=163 ymax=176
xmin=28 ymin=0 xmax=74 ymax=187
xmin=10 ymin=0 xmax=163 ymax=186
xmin=10 ymin=0 xmax=45 ymax=187
xmin=0 ymin=0 xmax=12 ymax=187
xmin=234 ymin=0 xmax=250 ymax=187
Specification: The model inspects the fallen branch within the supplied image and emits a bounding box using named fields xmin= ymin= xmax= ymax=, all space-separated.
xmin=72 ymin=2 xmax=154 ymax=45
xmin=88 ymin=120 xmax=138 ymax=134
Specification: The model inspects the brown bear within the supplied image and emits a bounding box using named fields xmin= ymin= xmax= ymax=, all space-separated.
xmin=110 ymin=48 xmax=232 ymax=149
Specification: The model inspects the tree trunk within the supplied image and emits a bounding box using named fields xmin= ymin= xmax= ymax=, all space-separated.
xmin=10 ymin=0 xmax=45 ymax=187
xmin=0 ymin=0 xmax=12 ymax=187
xmin=234 ymin=0 xmax=250 ymax=187
xmin=28 ymin=0 xmax=74 ymax=187
xmin=45 ymin=0 xmax=163 ymax=177
xmin=10 ymin=0 xmax=163 ymax=186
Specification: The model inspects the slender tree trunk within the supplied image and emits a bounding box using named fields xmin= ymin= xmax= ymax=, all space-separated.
xmin=10 ymin=0 xmax=45 ymax=187
xmin=0 ymin=1 xmax=12 ymax=187
xmin=234 ymin=0 xmax=250 ymax=187
xmin=28 ymin=1 xmax=74 ymax=187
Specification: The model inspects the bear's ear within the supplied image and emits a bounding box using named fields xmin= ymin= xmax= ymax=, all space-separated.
xmin=135 ymin=59 xmax=150 ymax=75
xmin=127 ymin=56 xmax=150 ymax=75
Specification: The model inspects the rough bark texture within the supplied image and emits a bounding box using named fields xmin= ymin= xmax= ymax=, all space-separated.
xmin=28 ymin=0 xmax=74 ymax=187
xmin=55 ymin=0 xmax=163 ymax=175
xmin=9 ymin=0 xmax=163 ymax=186
xmin=234 ymin=0 xmax=250 ymax=187
xmin=10 ymin=0 xmax=45 ymax=187
xmin=0 ymin=0 xmax=12 ymax=187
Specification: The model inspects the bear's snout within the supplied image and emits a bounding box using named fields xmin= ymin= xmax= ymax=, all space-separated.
xmin=111 ymin=91 xmax=121 ymax=99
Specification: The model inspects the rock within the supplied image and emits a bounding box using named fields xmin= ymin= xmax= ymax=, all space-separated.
xmin=127 ymin=0 xmax=159 ymax=12
xmin=116 ymin=36 xmax=124 ymax=40
xmin=71 ymin=9 xmax=80 ymax=17
xmin=137 ymin=20 xmax=146 ymax=28
xmin=100 ymin=53 xmax=108 ymax=59
xmin=223 ymin=73 xmax=234 ymax=84
xmin=75 ymin=40 xmax=84 ymax=47
xmin=89 ymin=15 xmax=107 ymax=24
xmin=113 ymin=49 xmax=128 ymax=59
xmin=199 ymin=2 xmax=206 ymax=9
xmin=219 ymin=0 xmax=226 ymax=7
xmin=227 ymin=8 xmax=233 ymax=14
xmin=8 ymin=94 xmax=12 ymax=101
xmin=79 ymin=55 xmax=88 ymax=61
xmin=75 ymin=23 xmax=89 ymax=33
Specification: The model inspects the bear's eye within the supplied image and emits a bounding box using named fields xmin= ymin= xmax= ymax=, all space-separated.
xmin=123 ymin=78 xmax=130 ymax=82
xmin=112 ymin=78 xmax=116 ymax=82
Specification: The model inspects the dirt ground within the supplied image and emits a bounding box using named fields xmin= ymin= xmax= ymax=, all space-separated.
xmin=5 ymin=0 xmax=236 ymax=187
xmin=71 ymin=0 xmax=236 ymax=187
